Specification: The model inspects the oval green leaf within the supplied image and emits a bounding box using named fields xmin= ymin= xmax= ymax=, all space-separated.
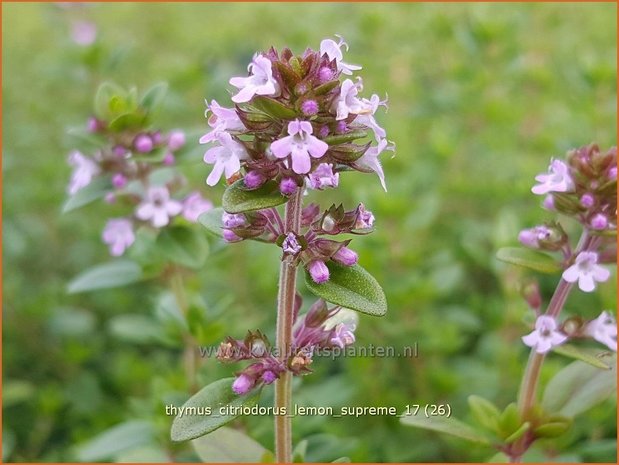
xmin=157 ymin=226 xmax=209 ymax=270
xmin=552 ymin=344 xmax=612 ymax=370
xmin=304 ymin=263 xmax=387 ymax=317
xmin=222 ymin=179 xmax=288 ymax=214
xmin=251 ymin=96 xmax=297 ymax=120
xmin=170 ymin=378 xmax=262 ymax=442
xmin=67 ymin=260 xmax=143 ymax=294
xmin=496 ymin=247 xmax=561 ymax=273
xmin=198 ymin=207 xmax=224 ymax=237
xmin=191 ymin=426 xmax=267 ymax=462
xmin=76 ymin=420 xmax=154 ymax=461
xmin=400 ymin=415 xmax=490 ymax=445
xmin=140 ymin=82 xmax=168 ymax=114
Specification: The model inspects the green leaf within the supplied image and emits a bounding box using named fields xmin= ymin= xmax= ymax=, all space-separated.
xmin=542 ymin=356 xmax=617 ymax=417
xmin=67 ymin=260 xmax=143 ymax=294
xmin=496 ymin=247 xmax=561 ymax=273
xmin=62 ymin=176 xmax=112 ymax=213
xmin=552 ymin=345 xmax=612 ymax=370
xmin=323 ymin=130 xmax=369 ymax=145
xmin=108 ymin=111 xmax=146 ymax=132
xmin=468 ymin=395 xmax=501 ymax=432
xmin=198 ymin=207 xmax=225 ymax=237
xmin=170 ymin=378 xmax=262 ymax=442
xmin=293 ymin=439 xmax=308 ymax=463
xmin=251 ymin=96 xmax=297 ymax=119
xmin=533 ymin=417 xmax=572 ymax=438
xmin=191 ymin=426 xmax=267 ymax=462
xmin=108 ymin=314 xmax=169 ymax=345
xmin=141 ymin=82 xmax=168 ymax=114
xmin=304 ymin=262 xmax=387 ymax=317
xmin=66 ymin=126 xmax=107 ymax=149
xmin=222 ymin=179 xmax=287 ymax=214
xmin=400 ymin=414 xmax=490 ymax=444
xmin=497 ymin=403 xmax=521 ymax=439
xmin=503 ymin=422 xmax=530 ymax=444
xmin=331 ymin=458 xmax=351 ymax=463
xmin=3 ymin=380 xmax=35 ymax=408
xmin=157 ymin=226 xmax=209 ymax=270
xmin=94 ymin=82 xmax=126 ymax=120
xmin=76 ymin=420 xmax=154 ymax=461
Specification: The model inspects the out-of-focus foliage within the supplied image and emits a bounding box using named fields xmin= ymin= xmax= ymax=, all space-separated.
xmin=3 ymin=2 xmax=616 ymax=462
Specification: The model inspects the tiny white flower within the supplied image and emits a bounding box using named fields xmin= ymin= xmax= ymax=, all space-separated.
xmin=135 ymin=186 xmax=182 ymax=228
xmin=229 ymin=54 xmax=280 ymax=103
xmin=522 ymin=315 xmax=568 ymax=354
xmin=562 ymin=251 xmax=610 ymax=293
xmin=586 ymin=311 xmax=617 ymax=351
xmin=531 ymin=159 xmax=575 ymax=195
xmin=319 ymin=36 xmax=362 ymax=75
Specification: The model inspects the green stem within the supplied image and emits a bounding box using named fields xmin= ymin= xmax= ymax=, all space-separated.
xmin=274 ymin=188 xmax=302 ymax=463
xmin=170 ymin=266 xmax=198 ymax=393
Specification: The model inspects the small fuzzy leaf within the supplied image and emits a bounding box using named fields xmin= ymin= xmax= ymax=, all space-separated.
xmin=552 ymin=345 xmax=611 ymax=370
xmin=62 ymin=176 xmax=112 ymax=213
xmin=67 ymin=260 xmax=143 ymax=294
xmin=468 ymin=395 xmax=501 ymax=432
xmin=251 ymin=96 xmax=297 ymax=120
xmin=222 ymin=179 xmax=287 ymax=214
xmin=496 ymin=247 xmax=561 ymax=273
xmin=191 ymin=426 xmax=267 ymax=462
xmin=140 ymin=82 xmax=168 ymax=114
xmin=323 ymin=130 xmax=369 ymax=145
xmin=304 ymin=262 xmax=387 ymax=317
xmin=170 ymin=378 xmax=261 ymax=442
xmin=400 ymin=415 xmax=490 ymax=445
xmin=542 ymin=356 xmax=616 ymax=417
xmin=198 ymin=208 xmax=225 ymax=237
xmin=157 ymin=226 xmax=209 ymax=270
xmin=313 ymin=80 xmax=340 ymax=95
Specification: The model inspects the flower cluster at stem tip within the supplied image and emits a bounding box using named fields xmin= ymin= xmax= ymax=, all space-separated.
xmin=518 ymin=144 xmax=616 ymax=354
xmin=67 ymin=101 xmax=213 ymax=256
xmin=201 ymin=36 xmax=392 ymax=284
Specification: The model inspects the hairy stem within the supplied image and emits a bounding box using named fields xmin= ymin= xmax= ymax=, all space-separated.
xmin=275 ymin=189 xmax=303 ymax=463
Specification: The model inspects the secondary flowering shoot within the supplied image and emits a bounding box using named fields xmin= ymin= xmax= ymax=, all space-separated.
xmin=65 ymin=84 xmax=213 ymax=257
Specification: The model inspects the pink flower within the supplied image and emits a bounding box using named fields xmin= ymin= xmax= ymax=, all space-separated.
xmin=182 ymin=192 xmax=213 ymax=222
xmin=203 ymin=132 xmax=248 ymax=186
xmin=67 ymin=150 xmax=100 ymax=195
xmin=330 ymin=322 xmax=356 ymax=348
xmin=355 ymin=204 xmax=375 ymax=229
xmin=134 ymin=134 xmax=153 ymax=153
xmin=332 ymin=247 xmax=358 ymax=266
xmin=270 ymin=120 xmax=328 ymax=174
xmin=333 ymin=78 xmax=365 ymax=120
xmin=71 ymin=20 xmax=97 ymax=46
xmin=308 ymin=163 xmax=339 ymax=190
xmin=282 ymin=233 xmax=302 ymax=255
xmin=200 ymin=100 xmax=245 ymax=144
xmin=522 ymin=315 xmax=568 ymax=354
xmin=353 ymin=94 xmax=387 ymax=141
xmin=319 ymin=36 xmax=361 ymax=76
xmin=531 ymin=159 xmax=575 ymax=195
xmin=229 ymin=54 xmax=280 ymax=103
xmin=586 ymin=311 xmax=617 ymax=351
xmin=102 ymin=219 xmax=135 ymax=256
xmin=562 ymin=251 xmax=610 ymax=293
xmin=135 ymin=186 xmax=182 ymax=228
xmin=232 ymin=374 xmax=254 ymax=394
xmin=354 ymin=138 xmax=394 ymax=192
xmin=518 ymin=225 xmax=552 ymax=249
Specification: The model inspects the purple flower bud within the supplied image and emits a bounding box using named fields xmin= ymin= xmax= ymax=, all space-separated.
xmin=282 ymin=232 xmax=302 ymax=255
xmin=280 ymin=178 xmax=298 ymax=196
xmin=542 ymin=195 xmax=555 ymax=211
xmin=590 ymin=213 xmax=608 ymax=230
xmin=608 ymin=166 xmax=617 ymax=180
xmin=87 ymin=117 xmax=100 ymax=133
xmin=113 ymin=145 xmax=128 ymax=158
xmin=168 ymin=130 xmax=186 ymax=151
xmin=223 ymin=229 xmax=242 ymax=243
xmin=163 ymin=152 xmax=175 ymax=166
xmin=262 ymin=370 xmax=278 ymax=385
xmin=318 ymin=66 xmax=334 ymax=83
xmin=336 ymin=121 xmax=347 ymax=134
xmin=232 ymin=374 xmax=254 ymax=395
xmin=518 ymin=229 xmax=539 ymax=248
xmin=580 ymin=193 xmax=595 ymax=208
xmin=244 ymin=171 xmax=266 ymax=189
xmin=309 ymin=260 xmax=330 ymax=284
xmin=112 ymin=173 xmax=127 ymax=189
xmin=333 ymin=247 xmax=358 ymax=266
xmin=151 ymin=131 xmax=163 ymax=145
xmin=222 ymin=212 xmax=246 ymax=228
xmin=301 ymin=99 xmax=319 ymax=116
xmin=134 ymin=134 xmax=153 ymax=153
xmin=318 ymin=125 xmax=330 ymax=138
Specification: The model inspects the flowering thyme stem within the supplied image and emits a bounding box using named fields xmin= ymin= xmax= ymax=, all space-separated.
xmin=275 ymin=188 xmax=303 ymax=463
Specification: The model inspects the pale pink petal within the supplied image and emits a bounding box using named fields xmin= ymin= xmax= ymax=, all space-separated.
xmin=207 ymin=162 xmax=225 ymax=186
xmin=561 ymin=265 xmax=579 ymax=283
xmin=578 ymin=274 xmax=596 ymax=293
xmin=307 ymin=137 xmax=329 ymax=158
xmin=270 ymin=136 xmax=294 ymax=158
xmin=592 ymin=266 xmax=610 ymax=282
xmin=136 ymin=203 xmax=154 ymax=221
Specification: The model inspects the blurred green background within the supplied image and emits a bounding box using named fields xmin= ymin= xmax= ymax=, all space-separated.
xmin=3 ymin=2 xmax=617 ymax=463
